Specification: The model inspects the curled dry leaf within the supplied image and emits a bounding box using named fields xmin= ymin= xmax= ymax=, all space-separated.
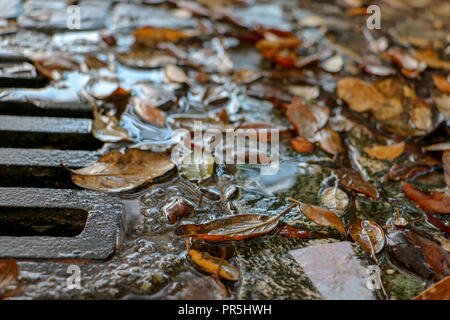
xmin=233 ymin=68 xmax=263 ymax=85
xmin=349 ymin=219 xmax=385 ymax=260
xmin=315 ymin=128 xmax=342 ymax=156
xmin=165 ymin=64 xmax=189 ymax=84
xmin=290 ymin=137 xmax=314 ymax=153
xmin=386 ymin=229 xmax=450 ymax=281
xmin=337 ymin=77 xmax=384 ymax=112
xmin=132 ymin=97 xmax=166 ymax=127
xmin=286 ymin=96 xmax=329 ymax=139
xmin=65 ymin=148 xmax=175 ymax=192
xmin=174 ymin=203 xmax=298 ymax=241
xmin=163 ymin=198 xmax=194 ymax=224
xmin=409 ymin=97 xmax=432 ymax=131
xmin=277 ymin=225 xmax=312 ymax=239
xmin=335 ymin=168 xmax=379 ymax=199
xmin=363 ymin=141 xmax=405 ymax=161
xmin=0 ymin=259 xmax=21 ymax=299
xmin=188 ymin=249 xmax=239 ymax=281
xmin=403 ymin=182 xmax=450 ymax=214
xmin=433 ymin=75 xmax=450 ymax=94
xmin=290 ymin=199 xmax=346 ymax=235
xmin=414 ymin=276 xmax=450 ymax=300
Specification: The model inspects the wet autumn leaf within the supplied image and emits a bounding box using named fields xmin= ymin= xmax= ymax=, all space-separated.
xmin=444 ymin=150 xmax=450 ymax=187
xmin=363 ymin=141 xmax=405 ymax=161
xmin=277 ymin=225 xmax=312 ymax=239
xmin=181 ymin=151 xmax=215 ymax=182
xmin=414 ymin=276 xmax=450 ymax=300
xmin=388 ymin=164 xmax=433 ymax=181
xmin=188 ymin=249 xmax=239 ymax=281
xmin=386 ymin=229 xmax=450 ymax=281
xmin=165 ymin=64 xmax=189 ymax=84
xmin=315 ymin=128 xmax=342 ymax=156
xmin=337 ymin=77 xmax=384 ymax=112
xmin=320 ymin=187 xmax=349 ymax=211
xmin=93 ymin=104 xmax=133 ymax=143
xmin=359 ymin=60 xmax=396 ymax=76
xmin=290 ymin=137 xmax=314 ymax=153
xmin=289 ymin=199 xmax=346 ymax=235
xmin=286 ymin=96 xmax=329 ymax=139
xmin=409 ymin=97 xmax=432 ymax=131
xmin=29 ymin=52 xmax=79 ymax=80
xmin=65 ymin=148 xmax=175 ymax=192
xmin=335 ymin=168 xmax=379 ymax=199
xmin=403 ymin=182 xmax=450 ymax=214
xmin=163 ymin=198 xmax=194 ymax=224
xmin=256 ymin=29 xmax=300 ymax=67
xmin=133 ymin=26 xmax=196 ymax=46
xmin=174 ymin=203 xmax=297 ymax=241
xmin=0 ymin=259 xmax=21 ymax=299
xmin=132 ymin=97 xmax=166 ymax=127
xmin=413 ymin=49 xmax=450 ymax=70
xmin=433 ymin=75 xmax=450 ymax=94
xmin=387 ymin=47 xmax=426 ymax=72
xmin=349 ymin=219 xmax=385 ymax=261
xmin=233 ymin=68 xmax=263 ymax=85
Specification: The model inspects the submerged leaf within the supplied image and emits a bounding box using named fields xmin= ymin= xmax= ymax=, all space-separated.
xmin=403 ymin=182 xmax=450 ymax=214
xmin=163 ymin=198 xmax=194 ymax=224
xmin=277 ymin=225 xmax=312 ymax=239
xmin=188 ymin=249 xmax=239 ymax=281
xmin=0 ymin=259 xmax=20 ymax=299
xmin=349 ymin=219 xmax=385 ymax=260
xmin=388 ymin=164 xmax=433 ymax=181
xmin=363 ymin=141 xmax=405 ymax=161
xmin=181 ymin=151 xmax=215 ymax=182
xmin=320 ymin=187 xmax=349 ymax=211
xmin=66 ymin=149 xmax=175 ymax=192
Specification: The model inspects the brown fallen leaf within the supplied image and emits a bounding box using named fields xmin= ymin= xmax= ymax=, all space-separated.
xmin=444 ymin=150 xmax=450 ymax=187
xmin=188 ymin=249 xmax=239 ymax=281
xmin=256 ymin=29 xmax=300 ymax=68
xmin=337 ymin=77 xmax=384 ymax=112
xmin=163 ymin=198 xmax=194 ymax=224
xmin=433 ymin=75 xmax=450 ymax=94
xmin=363 ymin=141 xmax=405 ymax=161
xmin=289 ymin=198 xmax=346 ymax=236
xmin=414 ymin=276 xmax=450 ymax=300
xmin=410 ymin=97 xmax=432 ymax=131
xmin=277 ymin=225 xmax=312 ymax=239
xmin=387 ymin=228 xmax=450 ymax=281
xmin=93 ymin=103 xmax=132 ymax=143
xmin=174 ymin=203 xmax=298 ymax=241
xmin=132 ymin=97 xmax=166 ymax=127
xmin=134 ymin=26 xmax=196 ymax=47
xmin=403 ymin=182 xmax=450 ymax=214
xmin=349 ymin=219 xmax=385 ymax=262
xmin=29 ymin=53 xmax=79 ymax=80
xmin=335 ymin=168 xmax=379 ymax=199
xmin=290 ymin=137 xmax=314 ymax=153
xmin=413 ymin=49 xmax=450 ymax=70
xmin=315 ymin=128 xmax=342 ymax=156
xmin=388 ymin=164 xmax=433 ymax=181
xmin=0 ymin=259 xmax=21 ymax=299
xmin=359 ymin=60 xmax=396 ymax=76
xmin=286 ymin=96 xmax=329 ymax=139
xmin=84 ymin=55 xmax=108 ymax=69
xmin=165 ymin=64 xmax=189 ymax=84
xmin=65 ymin=148 xmax=175 ymax=192
xmin=387 ymin=47 xmax=425 ymax=71
xmin=233 ymin=68 xmax=263 ymax=85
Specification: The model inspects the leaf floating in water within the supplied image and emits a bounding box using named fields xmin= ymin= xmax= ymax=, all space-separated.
xmin=386 ymin=229 xmax=450 ymax=281
xmin=132 ymin=97 xmax=166 ymax=128
xmin=0 ymin=259 xmax=21 ymax=299
xmin=363 ymin=141 xmax=405 ymax=161
xmin=163 ymin=198 xmax=194 ymax=224
xmin=403 ymin=182 xmax=450 ymax=214
xmin=181 ymin=151 xmax=215 ymax=182
xmin=337 ymin=77 xmax=384 ymax=112
xmin=315 ymin=128 xmax=342 ymax=156
xmin=349 ymin=219 xmax=385 ymax=262
xmin=188 ymin=249 xmax=239 ymax=281
xmin=174 ymin=203 xmax=298 ymax=241
xmin=65 ymin=148 xmax=175 ymax=193
xmin=335 ymin=168 xmax=379 ymax=199
xmin=414 ymin=276 xmax=450 ymax=300
xmin=93 ymin=103 xmax=133 ymax=143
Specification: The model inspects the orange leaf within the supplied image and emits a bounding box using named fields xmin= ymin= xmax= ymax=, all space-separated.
xmin=290 ymin=137 xmax=314 ymax=153
xmin=0 ymin=259 xmax=21 ymax=299
xmin=337 ymin=77 xmax=384 ymax=112
xmin=188 ymin=249 xmax=239 ymax=281
xmin=335 ymin=168 xmax=379 ymax=199
xmin=349 ymin=219 xmax=385 ymax=260
xmin=414 ymin=276 xmax=450 ymax=300
xmin=433 ymin=75 xmax=450 ymax=94
xmin=403 ymin=182 xmax=450 ymax=214
xmin=363 ymin=141 xmax=405 ymax=161
xmin=298 ymin=201 xmax=346 ymax=235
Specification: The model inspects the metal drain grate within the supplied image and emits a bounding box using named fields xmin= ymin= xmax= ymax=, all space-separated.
xmin=0 ymin=98 xmax=123 ymax=260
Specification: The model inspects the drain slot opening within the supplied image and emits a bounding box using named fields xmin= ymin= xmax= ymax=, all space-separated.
xmin=0 ymin=207 xmax=88 ymax=237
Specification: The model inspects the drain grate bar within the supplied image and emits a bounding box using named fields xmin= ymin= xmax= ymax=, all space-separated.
xmin=0 ymin=115 xmax=92 ymax=133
